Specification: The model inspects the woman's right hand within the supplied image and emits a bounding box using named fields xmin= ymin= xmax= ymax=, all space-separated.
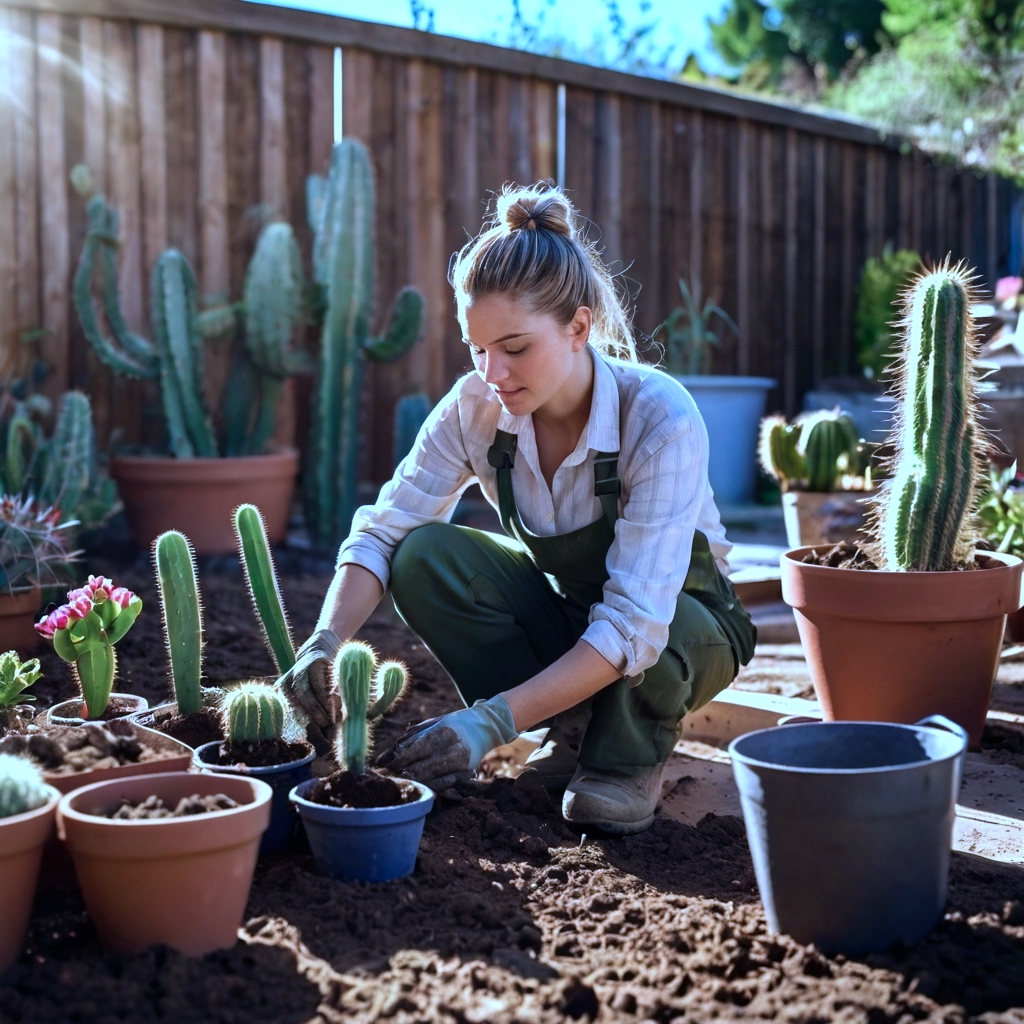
xmin=278 ymin=628 xmax=343 ymax=729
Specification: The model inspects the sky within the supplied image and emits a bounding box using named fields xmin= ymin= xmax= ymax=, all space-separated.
xmin=247 ymin=0 xmax=733 ymax=75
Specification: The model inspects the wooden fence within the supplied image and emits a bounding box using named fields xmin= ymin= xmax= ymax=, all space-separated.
xmin=1 ymin=0 xmax=1019 ymax=484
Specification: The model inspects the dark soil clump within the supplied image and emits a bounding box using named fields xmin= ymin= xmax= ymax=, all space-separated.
xmin=308 ymin=768 xmax=419 ymax=808
xmin=803 ymin=542 xmax=1000 ymax=571
xmin=204 ymin=738 xmax=312 ymax=768
xmin=97 ymin=793 xmax=239 ymax=819
xmin=50 ymin=695 xmax=143 ymax=721
xmin=0 ymin=720 xmax=177 ymax=775
xmin=145 ymin=706 xmax=223 ymax=747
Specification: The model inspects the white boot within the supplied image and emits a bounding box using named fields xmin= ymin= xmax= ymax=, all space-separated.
xmin=561 ymin=761 xmax=667 ymax=834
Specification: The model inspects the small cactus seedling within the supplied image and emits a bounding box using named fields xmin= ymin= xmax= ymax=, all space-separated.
xmin=334 ymin=642 xmax=409 ymax=776
xmin=35 ymin=575 xmax=142 ymax=718
xmin=154 ymin=531 xmax=204 ymax=716
xmin=222 ymin=682 xmax=287 ymax=744
xmin=758 ymin=415 xmax=806 ymax=493
xmin=0 ymin=650 xmax=41 ymax=712
xmin=758 ymin=410 xmax=860 ymax=493
xmin=0 ymin=753 xmax=54 ymax=819
xmin=233 ymin=504 xmax=295 ymax=674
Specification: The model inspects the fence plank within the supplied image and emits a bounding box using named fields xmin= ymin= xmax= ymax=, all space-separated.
xmin=342 ymin=46 xmax=372 ymax=146
xmin=259 ymin=35 xmax=286 ymax=220
xmin=783 ymin=128 xmax=798 ymax=415
xmin=164 ymin=27 xmax=198 ymax=264
xmin=0 ymin=11 xmax=19 ymax=380
xmin=595 ymin=92 xmax=621 ymax=268
xmin=308 ymin=42 xmax=333 ymax=173
xmin=736 ymin=118 xmax=750 ymax=375
xmin=689 ymin=109 xmax=703 ymax=303
xmin=137 ymin=23 xmax=166 ymax=272
xmin=11 ymin=9 xmax=39 ymax=347
xmin=840 ymin=144 xmax=856 ymax=376
xmin=811 ymin=135 xmax=825 ymax=386
xmin=197 ymin=29 xmax=227 ymax=302
xmin=530 ymin=79 xmax=555 ymax=183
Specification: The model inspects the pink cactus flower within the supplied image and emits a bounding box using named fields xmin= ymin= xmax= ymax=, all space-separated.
xmin=66 ymin=594 xmax=93 ymax=620
xmin=50 ymin=606 xmax=72 ymax=631
xmin=996 ymin=276 xmax=1023 ymax=306
xmin=86 ymin=575 xmax=113 ymax=601
xmin=109 ymin=587 xmax=136 ymax=610
xmin=34 ymin=615 xmax=56 ymax=638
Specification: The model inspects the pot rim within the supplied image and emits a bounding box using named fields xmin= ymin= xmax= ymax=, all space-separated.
xmin=0 ymin=787 xmax=60 ymax=830
xmin=289 ymin=776 xmax=434 ymax=824
xmin=782 ymin=546 xmax=1023 ymax=575
xmin=192 ymin=740 xmax=315 ymax=775
xmin=729 ymin=719 xmax=967 ymax=775
xmin=111 ymin=446 xmax=298 ymax=465
xmin=46 ymin=693 xmax=150 ymax=725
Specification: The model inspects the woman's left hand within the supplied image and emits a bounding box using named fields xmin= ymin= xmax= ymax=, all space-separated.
xmin=378 ymin=694 xmax=518 ymax=791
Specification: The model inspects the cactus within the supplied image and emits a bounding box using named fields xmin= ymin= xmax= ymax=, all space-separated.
xmin=0 ymin=754 xmax=53 ymax=819
xmin=0 ymin=651 xmax=41 ymax=711
xmin=334 ymin=642 xmax=408 ymax=775
xmin=221 ymin=681 xmax=286 ymax=744
xmin=305 ymin=140 xmax=424 ymax=551
xmin=393 ymin=392 xmax=432 ymax=469
xmin=876 ymin=262 xmax=981 ymax=572
xmin=233 ymin=503 xmax=295 ymax=673
xmin=36 ymin=575 xmax=141 ymax=718
xmin=72 ymin=175 xmax=309 ymax=459
xmin=154 ymin=531 xmax=204 ymax=716
xmin=798 ymin=410 xmax=860 ymax=493
xmin=4 ymin=411 xmax=38 ymax=495
xmin=758 ymin=414 xmax=806 ymax=492
xmin=0 ymin=495 xmax=75 ymax=595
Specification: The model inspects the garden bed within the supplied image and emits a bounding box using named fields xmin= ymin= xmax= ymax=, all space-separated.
xmin=3 ymin=557 xmax=1024 ymax=1022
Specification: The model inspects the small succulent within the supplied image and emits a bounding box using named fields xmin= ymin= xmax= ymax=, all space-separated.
xmin=334 ymin=641 xmax=409 ymax=776
xmin=978 ymin=462 xmax=1024 ymax=556
xmin=221 ymin=681 xmax=287 ymax=745
xmin=35 ymin=575 xmax=142 ymax=719
xmin=657 ymin=277 xmax=738 ymax=377
xmin=0 ymin=752 xmax=54 ymax=819
xmin=0 ymin=651 xmax=41 ymax=721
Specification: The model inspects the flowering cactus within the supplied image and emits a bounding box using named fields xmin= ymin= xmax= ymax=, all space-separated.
xmin=35 ymin=574 xmax=141 ymax=718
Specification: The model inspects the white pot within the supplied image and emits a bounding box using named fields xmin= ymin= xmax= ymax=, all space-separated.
xmin=673 ymin=375 xmax=776 ymax=505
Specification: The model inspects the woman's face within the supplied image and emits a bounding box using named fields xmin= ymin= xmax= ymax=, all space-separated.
xmin=463 ymin=293 xmax=592 ymax=417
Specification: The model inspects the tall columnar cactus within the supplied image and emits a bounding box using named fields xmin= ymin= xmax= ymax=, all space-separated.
xmin=305 ymin=140 xmax=425 ymax=550
xmin=798 ymin=411 xmax=860 ymax=493
xmin=221 ymin=682 xmax=286 ymax=744
xmin=72 ymin=175 xmax=308 ymax=459
xmin=0 ymin=754 xmax=53 ymax=819
xmin=876 ymin=262 xmax=981 ymax=572
xmin=233 ymin=503 xmax=295 ymax=673
xmin=334 ymin=641 xmax=409 ymax=776
xmin=154 ymin=531 xmax=204 ymax=716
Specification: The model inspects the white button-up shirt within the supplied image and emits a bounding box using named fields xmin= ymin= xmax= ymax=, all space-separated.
xmin=338 ymin=347 xmax=731 ymax=678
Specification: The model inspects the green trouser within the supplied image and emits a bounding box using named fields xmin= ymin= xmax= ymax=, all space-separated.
xmin=389 ymin=521 xmax=739 ymax=774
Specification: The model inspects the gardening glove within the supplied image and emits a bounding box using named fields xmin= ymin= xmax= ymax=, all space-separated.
xmin=277 ymin=628 xmax=342 ymax=730
xmin=378 ymin=694 xmax=518 ymax=792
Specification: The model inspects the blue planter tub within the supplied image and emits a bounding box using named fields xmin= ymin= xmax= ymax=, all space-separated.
xmin=193 ymin=741 xmax=315 ymax=855
xmin=290 ymin=775 xmax=434 ymax=883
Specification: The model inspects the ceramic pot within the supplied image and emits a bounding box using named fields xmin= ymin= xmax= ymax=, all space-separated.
xmin=57 ymin=771 xmax=271 ymax=956
xmin=290 ymin=776 xmax=433 ymax=883
xmin=125 ymin=701 xmax=224 ymax=749
xmin=110 ymin=449 xmax=298 ymax=555
xmin=781 ymin=490 xmax=873 ymax=548
xmin=46 ymin=693 xmax=148 ymax=727
xmin=0 ymin=589 xmax=42 ymax=655
xmin=0 ymin=788 xmax=60 ymax=973
xmin=781 ymin=547 xmax=1024 ymax=746
xmin=192 ymin=741 xmax=315 ymax=854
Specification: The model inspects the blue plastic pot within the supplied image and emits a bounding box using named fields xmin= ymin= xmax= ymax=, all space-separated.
xmin=729 ymin=715 xmax=966 ymax=955
xmin=289 ymin=776 xmax=434 ymax=882
xmin=193 ymin=741 xmax=315 ymax=854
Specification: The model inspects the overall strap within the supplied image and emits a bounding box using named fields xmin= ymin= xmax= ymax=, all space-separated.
xmin=487 ymin=429 xmax=520 ymax=537
xmin=593 ymin=451 xmax=620 ymax=529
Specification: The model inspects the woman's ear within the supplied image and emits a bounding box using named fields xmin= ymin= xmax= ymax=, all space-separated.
xmin=569 ymin=306 xmax=593 ymax=352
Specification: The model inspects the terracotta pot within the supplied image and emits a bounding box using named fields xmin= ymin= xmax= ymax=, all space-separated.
xmin=782 ymin=547 xmax=1024 ymax=746
xmin=46 ymin=693 xmax=148 ymax=727
xmin=0 ymin=788 xmax=59 ymax=973
xmin=781 ymin=490 xmax=874 ymax=548
xmin=0 ymin=589 xmax=42 ymax=655
xmin=110 ymin=449 xmax=298 ymax=555
xmin=57 ymin=771 xmax=272 ymax=956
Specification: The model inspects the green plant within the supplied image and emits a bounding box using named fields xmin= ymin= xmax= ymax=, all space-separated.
xmin=393 ymin=392 xmax=432 ymax=470
xmin=758 ymin=409 xmax=861 ymax=492
xmin=72 ymin=177 xmax=310 ymax=459
xmin=657 ymin=277 xmax=738 ymax=376
xmin=0 ymin=753 xmax=52 ymax=818
xmin=304 ymin=140 xmax=424 ymax=550
xmin=758 ymin=414 xmax=806 ymax=493
xmin=977 ymin=462 xmax=1024 ymax=555
xmin=0 ymin=651 xmax=41 ymax=714
xmin=855 ymin=246 xmax=921 ymax=380
xmin=154 ymin=531 xmax=204 ymax=717
xmin=875 ymin=261 xmax=981 ymax=572
xmin=36 ymin=576 xmax=141 ymax=718
xmin=233 ymin=503 xmax=295 ymax=674
xmin=334 ymin=641 xmax=408 ymax=776
xmin=0 ymin=495 xmax=76 ymax=595
xmin=221 ymin=681 xmax=286 ymax=744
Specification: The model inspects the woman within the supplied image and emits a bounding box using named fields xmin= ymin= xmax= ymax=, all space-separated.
xmin=281 ymin=184 xmax=755 ymax=835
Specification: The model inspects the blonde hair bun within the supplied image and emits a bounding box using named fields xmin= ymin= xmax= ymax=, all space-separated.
xmin=499 ymin=189 xmax=573 ymax=237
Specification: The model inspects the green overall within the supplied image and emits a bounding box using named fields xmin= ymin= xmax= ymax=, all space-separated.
xmin=389 ymin=428 xmax=756 ymax=774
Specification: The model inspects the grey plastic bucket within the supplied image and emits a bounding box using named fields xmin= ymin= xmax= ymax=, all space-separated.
xmin=729 ymin=715 xmax=966 ymax=955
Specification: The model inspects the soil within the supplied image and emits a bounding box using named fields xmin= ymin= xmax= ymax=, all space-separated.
xmin=307 ymin=768 xmax=420 ymax=808
xmin=204 ymin=738 xmax=312 ymax=769
xmin=97 ymin=793 xmax=240 ymax=819
xmin=4 ymin=551 xmax=1024 ymax=1022
xmin=0 ymin=720 xmax=179 ymax=775
xmin=144 ymin=706 xmax=224 ymax=748
xmin=49 ymin=695 xmax=144 ymax=722
xmin=803 ymin=541 xmax=1000 ymax=571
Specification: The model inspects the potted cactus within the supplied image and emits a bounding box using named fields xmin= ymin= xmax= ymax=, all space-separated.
xmin=781 ymin=262 xmax=1024 ymax=745
xmin=71 ymin=169 xmax=312 ymax=555
xmin=0 ymin=651 xmax=42 ymax=733
xmin=0 ymin=754 xmax=60 ymax=973
xmin=759 ymin=409 xmax=875 ymax=547
xmin=290 ymin=641 xmax=433 ymax=883
xmin=192 ymin=681 xmax=314 ymax=854
xmin=37 ymin=575 xmax=146 ymax=724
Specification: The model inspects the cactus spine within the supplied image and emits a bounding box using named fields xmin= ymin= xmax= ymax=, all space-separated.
xmin=334 ymin=642 xmax=408 ymax=775
xmin=305 ymin=141 xmax=424 ymax=550
xmin=877 ymin=262 xmax=981 ymax=571
xmin=233 ymin=503 xmax=295 ymax=673
xmin=222 ymin=682 xmax=286 ymax=744
xmin=798 ymin=411 xmax=860 ymax=493
xmin=154 ymin=531 xmax=204 ymax=716
xmin=0 ymin=754 xmax=53 ymax=819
